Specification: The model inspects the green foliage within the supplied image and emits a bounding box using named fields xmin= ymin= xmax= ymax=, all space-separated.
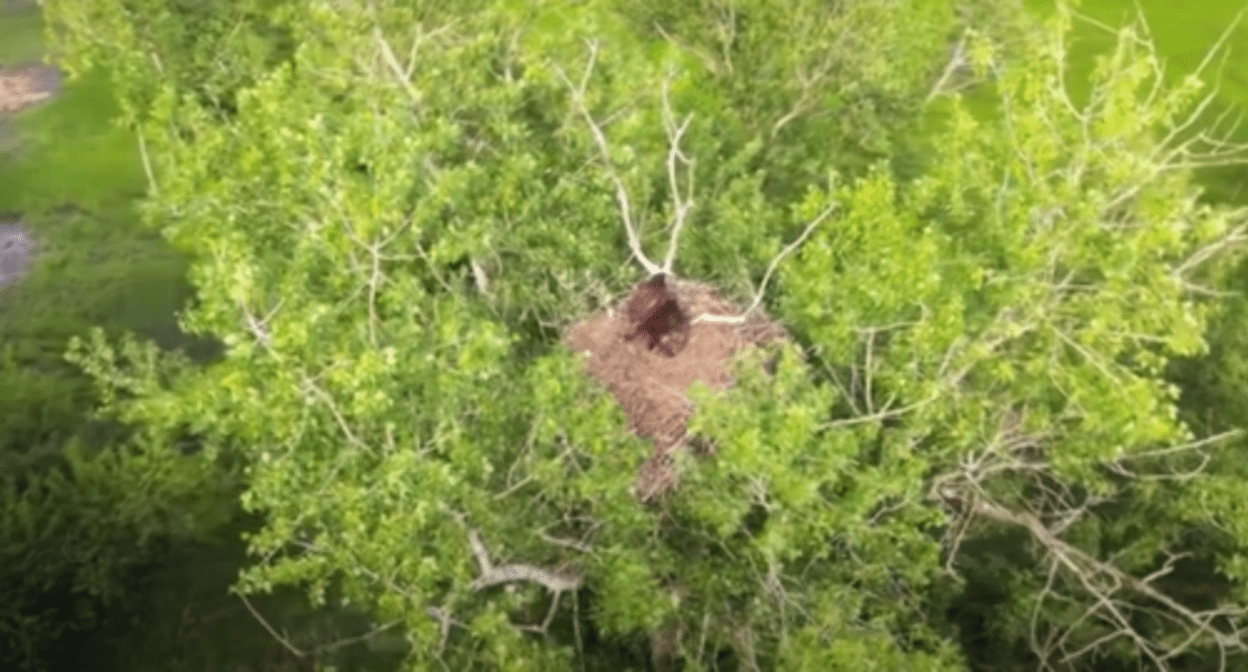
xmin=38 ymin=0 xmax=1248 ymax=671
xmin=0 ymin=431 xmax=238 ymax=670
xmin=41 ymin=0 xmax=297 ymax=126
xmin=769 ymin=6 xmax=1248 ymax=668
xmin=0 ymin=11 xmax=231 ymax=667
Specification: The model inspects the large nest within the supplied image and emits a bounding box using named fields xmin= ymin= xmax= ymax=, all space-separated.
xmin=566 ymin=274 xmax=787 ymax=502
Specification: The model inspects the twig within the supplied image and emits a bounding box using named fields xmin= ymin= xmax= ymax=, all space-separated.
xmin=660 ymin=71 xmax=695 ymax=275
xmin=374 ymin=26 xmax=421 ymax=105
xmin=239 ymin=297 xmax=285 ymax=349
xmin=925 ymin=29 xmax=972 ymax=104
xmin=136 ymin=131 xmax=157 ymax=196
xmin=467 ymin=530 xmax=585 ymax=594
xmin=693 ymin=203 xmax=837 ymax=324
xmin=556 ymin=43 xmax=662 ymax=277
xmin=237 ymin=589 xmax=402 ymax=659
xmin=236 ymin=592 xmax=307 ymax=657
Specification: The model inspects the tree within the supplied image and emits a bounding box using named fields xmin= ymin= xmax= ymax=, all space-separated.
xmin=45 ymin=0 xmax=1248 ymax=669
xmin=2 ymin=335 xmax=237 ymax=670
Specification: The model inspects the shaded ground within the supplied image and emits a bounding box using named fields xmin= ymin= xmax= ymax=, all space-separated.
xmin=567 ymin=274 xmax=786 ymax=501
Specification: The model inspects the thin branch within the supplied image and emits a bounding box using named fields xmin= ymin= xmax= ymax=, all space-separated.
xmin=693 ymin=203 xmax=837 ymax=324
xmin=467 ymin=530 xmax=585 ymax=593
xmin=556 ymin=43 xmax=662 ymax=276
xmin=1173 ymin=223 xmax=1248 ymax=278
xmin=136 ymin=131 xmax=158 ymax=196
xmin=936 ymin=471 xmax=1247 ymax=669
xmin=660 ymin=72 xmax=695 ymax=275
xmin=237 ymin=588 xmax=402 ymax=659
xmin=236 ymin=592 xmax=307 ymax=658
xmin=239 ymin=297 xmax=286 ymax=350
xmin=818 ymin=399 xmax=931 ymax=430
xmin=926 ymin=29 xmax=972 ymax=104
xmin=340 ymin=216 xmax=414 ymax=347
xmin=312 ymin=620 xmax=402 ymax=655
xmin=373 ymin=27 xmax=421 ymax=104
xmin=300 ymin=376 xmax=365 ymax=450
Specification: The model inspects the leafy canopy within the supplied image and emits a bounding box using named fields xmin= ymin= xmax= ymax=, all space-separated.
xmin=43 ymin=0 xmax=1248 ymax=670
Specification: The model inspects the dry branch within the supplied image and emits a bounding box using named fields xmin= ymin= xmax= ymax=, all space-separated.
xmin=691 ymin=204 xmax=836 ymax=325
xmin=467 ymin=530 xmax=585 ymax=594
xmin=556 ymin=42 xmax=663 ymax=277
xmin=931 ymin=423 xmax=1248 ymax=670
xmin=237 ymin=591 xmax=401 ymax=659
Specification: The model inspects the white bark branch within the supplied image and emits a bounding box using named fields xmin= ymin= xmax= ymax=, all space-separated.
xmin=556 ymin=42 xmax=663 ymax=277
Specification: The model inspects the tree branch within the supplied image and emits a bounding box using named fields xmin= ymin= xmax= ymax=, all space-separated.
xmin=556 ymin=43 xmax=663 ymax=277
xmin=692 ymin=202 xmax=836 ymax=324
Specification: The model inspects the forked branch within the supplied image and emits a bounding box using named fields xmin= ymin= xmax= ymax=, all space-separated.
xmin=557 ymin=41 xmax=833 ymax=319
xmin=467 ymin=530 xmax=585 ymax=594
xmin=932 ymin=426 xmax=1247 ymax=671
xmin=556 ymin=42 xmax=664 ymax=277
xmin=467 ymin=529 xmax=585 ymax=635
xmin=692 ymin=203 xmax=836 ymax=325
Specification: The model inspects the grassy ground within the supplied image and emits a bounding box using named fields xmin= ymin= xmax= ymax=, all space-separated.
xmin=0 ymin=8 xmax=224 ymax=455
xmin=0 ymin=5 xmax=42 ymax=64
xmin=0 ymin=8 xmax=200 ymax=453
xmin=1 ymin=7 xmax=403 ymax=671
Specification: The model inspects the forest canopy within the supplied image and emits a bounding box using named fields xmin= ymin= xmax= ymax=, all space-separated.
xmin=10 ymin=0 xmax=1248 ymax=670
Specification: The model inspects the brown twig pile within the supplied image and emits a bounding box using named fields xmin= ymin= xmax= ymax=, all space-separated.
xmin=566 ymin=275 xmax=786 ymax=501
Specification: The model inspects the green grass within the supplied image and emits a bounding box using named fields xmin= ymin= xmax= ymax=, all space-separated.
xmin=0 ymin=9 xmax=397 ymax=672
xmin=0 ymin=63 xmax=198 ymax=452
xmin=0 ymin=6 xmax=44 ymax=65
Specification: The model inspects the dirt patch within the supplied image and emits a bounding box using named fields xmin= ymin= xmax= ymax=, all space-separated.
xmin=1 ymin=62 xmax=61 ymax=158
xmin=1 ymin=62 xmax=61 ymax=113
xmin=566 ymin=275 xmax=787 ymax=502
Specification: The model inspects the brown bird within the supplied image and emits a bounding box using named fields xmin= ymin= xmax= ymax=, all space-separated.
xmin=624 ymin=273 xmax=690 ymax=357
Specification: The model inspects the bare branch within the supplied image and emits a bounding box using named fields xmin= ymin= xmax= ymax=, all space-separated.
xmin=539 ymin=531 xmax=595 ymax=554
xmin=935 ymin=435 xmax=1248 ymax=671
xmin=556 ymin=43 xmax=663 ymax=276
xmin=926 ymin=29 xmax=972 ymax=104
xmin=239 ymin=297 xmax=285 ymax=350
xmin=1173 ymin=222 xmax=1248 ymax=278
xmin=693 ymin=202 xmax=837 ymax=325
xmin=136 ymin=131 xmax=158 ymax=196
xmin=467 ymin=530 xmax=585 ymax=594
xmin=312 ymin=619 xmax=403 ymax=655
xmin=299 ymin=375 xmax=365 ymax=450
xmin=340 ymin=216 xmax=414 ymax=347
xmin=1107 ymin=429 xmax=1242 ymax=481
xmin=820 ymin=398 xmax=933 ymax=431
xmin=373 ymin=26 xmax=422 ymax=105
xmin=660 ymin=72 xmax=695 ymax=275
xmin=237 ymin=588 xmax=402 ymax=660
xmin=237 ymin=592 xmax=309 ymax=658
